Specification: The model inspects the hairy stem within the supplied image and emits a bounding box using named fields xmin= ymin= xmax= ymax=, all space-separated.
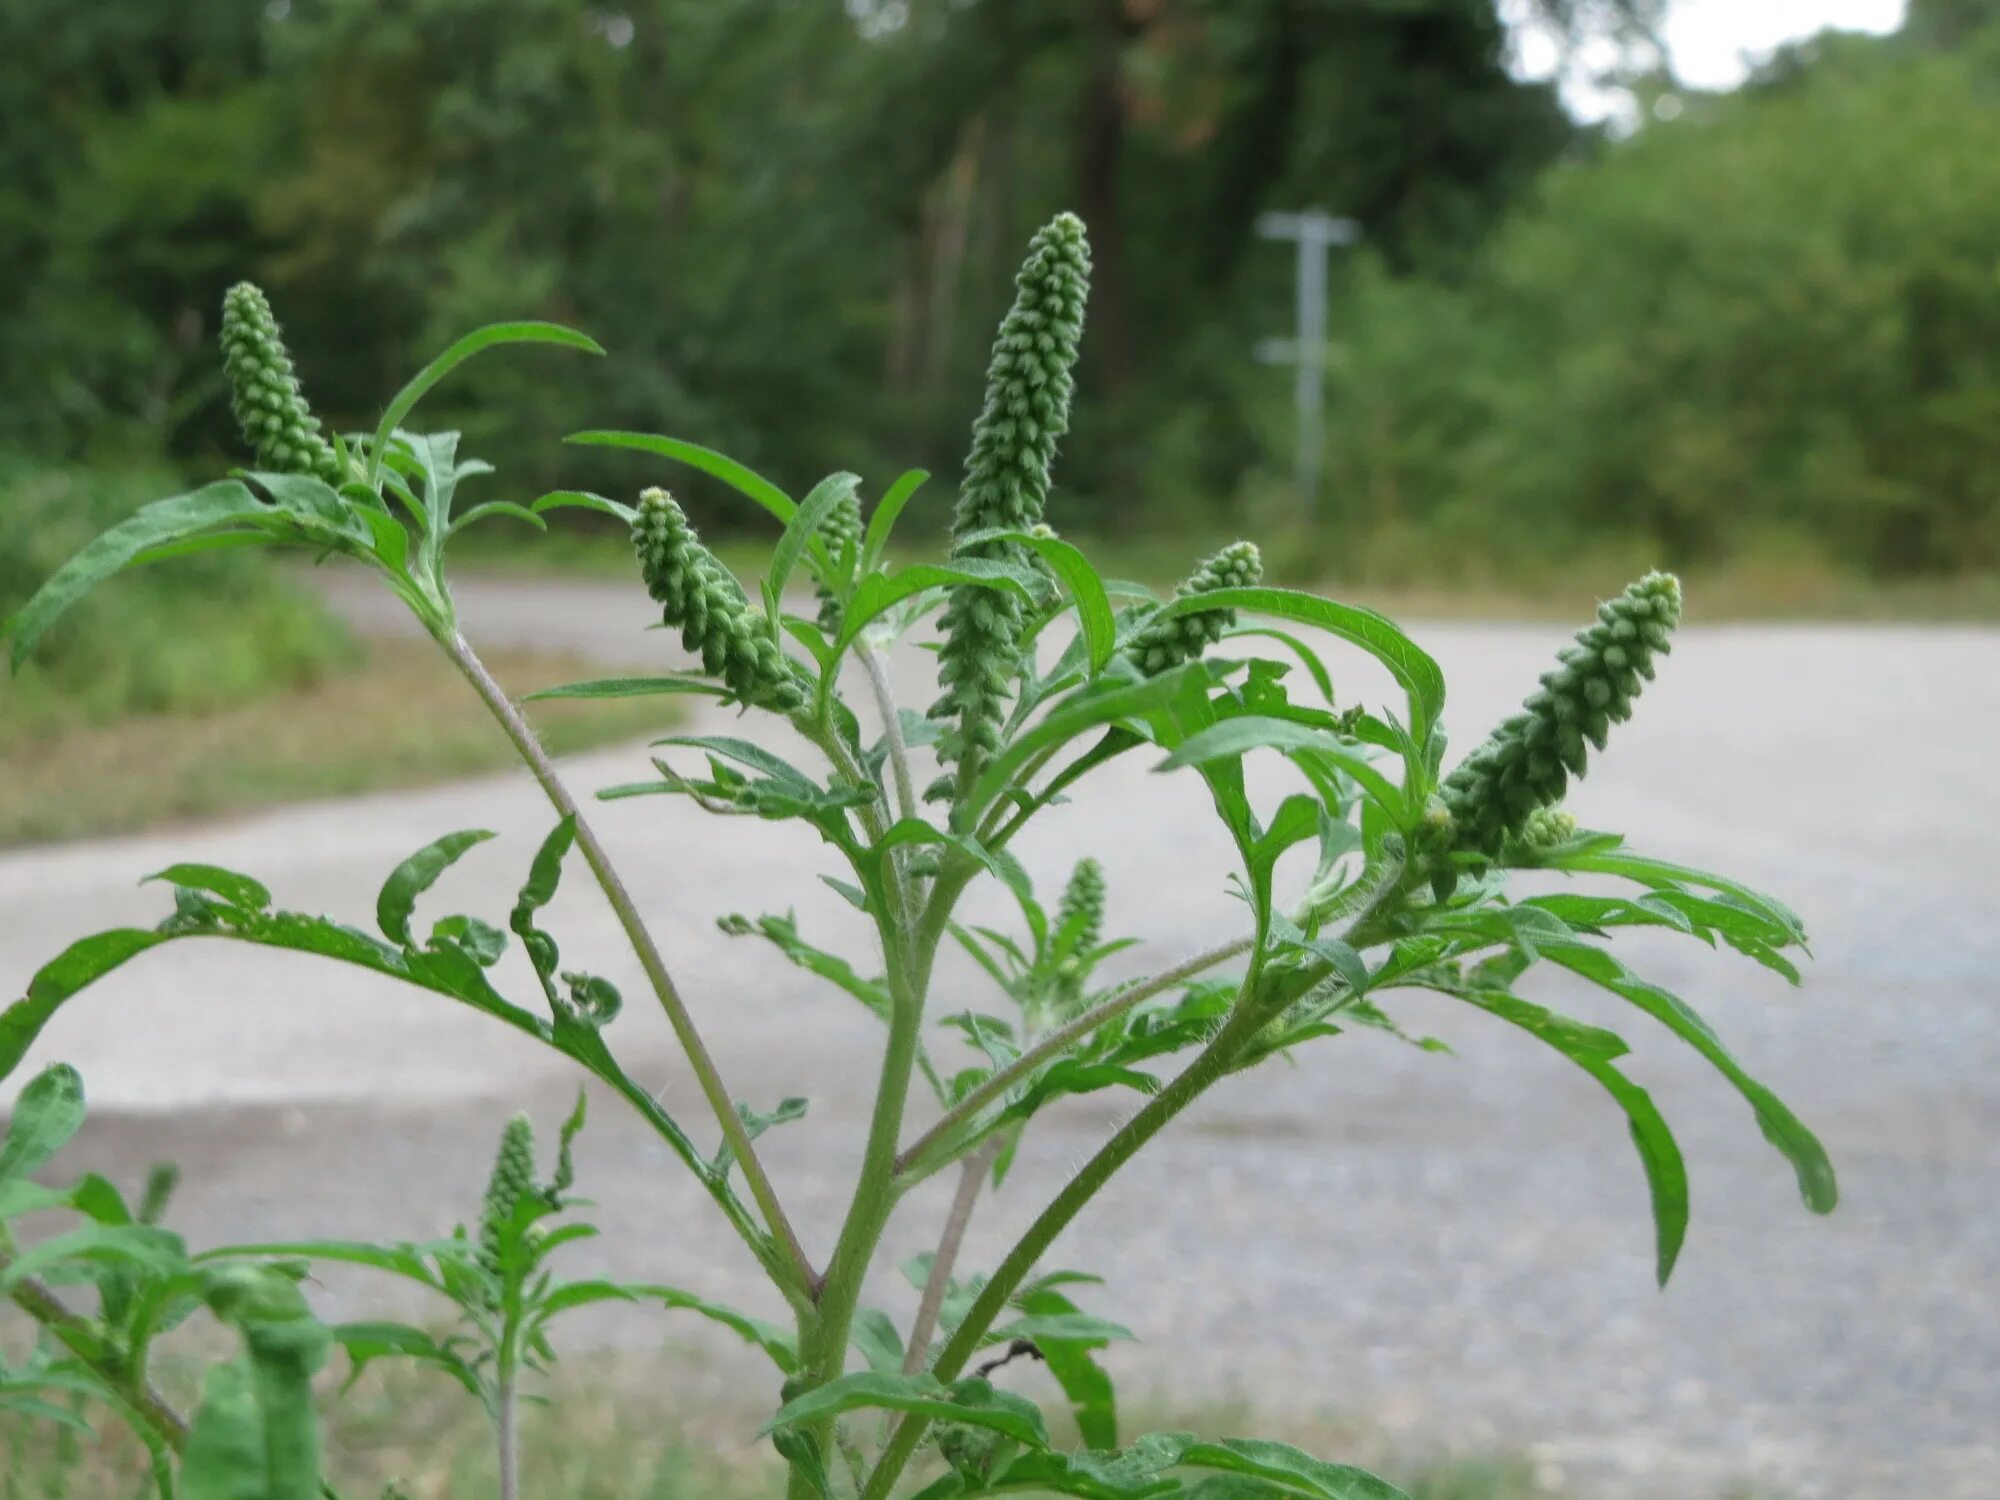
xmin=902 ymin=1137 xmax=1005 ymax=1373
xmin=2 ymin=1259 xmax=190 ymax=1452
xmin=496 ymin=1361 xmax=519 ymax=1500
xmin=439 ymin=628 xmax=815 ymax=1299
xmin=862 ymin=1000 xmax=1268 ymax=1500
xmin=897 ymin=933 xmax=1255 ymax=1179
xmin=859 ymin=639 xmax=919 ymax=828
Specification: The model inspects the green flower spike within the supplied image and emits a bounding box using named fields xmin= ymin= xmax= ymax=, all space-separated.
xmin=1440 ymin=571 xmax=1683 ymax=857
xmin=633 ymin=488 xmax=808 ymax=713
xmin=219 ymin=282 xmax=344 ymax=485
xmin=929 ymin=213 xmax=1092 ymax=796
xmin=1056 ymin=857 xmax=1106 ymax=953
xmin=1123 ymin=541 xmax=1263 ymax=676
xmin=815 ymin=486 xmax=864 ymax=633
xmin=478 ymin=1113 xmax=538 ymax=1282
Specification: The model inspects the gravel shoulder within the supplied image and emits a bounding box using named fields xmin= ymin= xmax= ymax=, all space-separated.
xmin=4 ymin=572 xmax=1994 ymax=1498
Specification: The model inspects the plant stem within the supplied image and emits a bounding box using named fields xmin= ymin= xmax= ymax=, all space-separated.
xmin=496 ymin=1361 xmax=519 ymax=1500
xmin=896 ymin=933 xmax=1255 ymax=1179
xmin=902 ymin=1137 xmax=1004 ymax=1374
xmin=439 ymin=628 xmax=815 ymax=1300
xmin=2 ymin=1261 xmax=190 ymax=1451
xmin=858 ymin=639 xmax=919 ymax=827
xmin=861 ymin=1000 xmax=1269 ymax=1500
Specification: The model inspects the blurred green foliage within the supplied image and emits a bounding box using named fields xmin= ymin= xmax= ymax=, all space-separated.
xmin=0 ymin=458 xmax=354 ymax=741
xmin=0 ymin=0 xmax=1569 ymax=529
xmin=0 ymin=0 xmax=1993 ymax=582
xmin=1304 ymin=18 xmax=2000 ymax=576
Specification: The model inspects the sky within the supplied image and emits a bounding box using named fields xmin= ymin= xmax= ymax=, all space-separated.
xmin=1505 ymin=0 xmax=1910 ymax=124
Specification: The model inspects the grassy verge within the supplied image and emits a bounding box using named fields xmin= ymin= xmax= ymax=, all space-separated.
xmin=0 ymin=644 xmax=673 ymax=847
xmin=0 ymin=1359 xmax=1571 ymax=1500
xmin=452 ymin=521 xmax=2000 ymax=624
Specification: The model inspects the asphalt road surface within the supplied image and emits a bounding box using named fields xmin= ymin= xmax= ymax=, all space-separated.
xmin=3 ymin=573 xmax=1994 ymax=1498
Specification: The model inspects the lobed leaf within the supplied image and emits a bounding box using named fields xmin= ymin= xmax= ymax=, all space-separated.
xmin=376 ymin=830 xmax=496 ymax=947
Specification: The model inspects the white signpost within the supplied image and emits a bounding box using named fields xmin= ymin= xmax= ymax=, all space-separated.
xmin=1255 ymin=209 xmax=1360 ymax=520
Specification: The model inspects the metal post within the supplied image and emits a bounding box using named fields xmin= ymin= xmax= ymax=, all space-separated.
xmin=1256 ymin=209 xmax=1359 ymax=521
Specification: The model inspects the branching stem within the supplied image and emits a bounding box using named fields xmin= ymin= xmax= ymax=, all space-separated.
xmin=902 ymin=1137 xmax=1004 ymax=1373
xmin=861 ymin=997 xmax=1271 ymax=1500
xmin=2 ymin=1259 xmax=191 ymax=1452
xmin=896 ymin=933 xmax=1255 ymax=1179
xmin=439 ymin=628 xmax=815 ymax=1301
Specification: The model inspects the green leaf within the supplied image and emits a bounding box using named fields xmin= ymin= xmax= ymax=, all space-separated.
xmin=197 ymin=1266 xmax=332 ymax=1500
xmin=1175 ymin=1437 xmax=1411 ymax=1500
xmin=618 ymin=1284 xmax=798 ymax=1373
xmin=368 ymin=322 xmax=604 ymax=487
xmin=197 ymin=1240 xmax=452 ymax=1291
xmin=836 ymin=560 xmax=1041 ymax=657
xmin=862 ymin=468 xmax=930 ymax=572
xmin=376 ymin=830 xmax=496 ymax=947
xmin=1542 ymin=945 xmax=1837 ymax=1214
xmin=143 ymin=865 xmax=273 ymax=912
xmin=987 ymin=530 xmax=1117 ymax=672
xmin=2 ymin=930 xmax=170 ymax=1082
xmin=1431 ymin=984 xmax=1689 ymax=1284
xmin=1157 ymin=716 xmax=1407 ymax=822
xmin=0 ymin=1063 xmax=86 ymax=1182
xmin=447 ymin=500 xmax=548 ymax=536
xmin=1549 ymin=846 xmax=1807 ymax=948
xmin=180 ymin=1360 xmax=267 ymax=1500
xmin=1155 ymin=587 xmax=1445 ymax=749
xmin=530 ymin=489 xmax=638 ymax=524
xmin=565 ymin=430 xmax=797 ymax=525
xmin=1007 ymin=1286 xmax=1121 ymax=1450
xmin=1223 ymin=627 xmax=1337 ymax=705
xmin=766 ymin=1372 xmax=1050 ymax=1449
xmin=5 ymin=482 xmax=276 ymax=670
xmin=0 ymin=1224 xmax=186 ymax=1289
xmin=969 ymin=665 xmax=1212 ymax=816
xmin=330 ymin=1321 xmax=480 ymax=1397
xmin=524 ymin=674 xmax=726 ymax=702
xmin=769 ymin=471 xmax=857 ymax=603
xmin=849 ymin=1307 xmax=906 ymax=1374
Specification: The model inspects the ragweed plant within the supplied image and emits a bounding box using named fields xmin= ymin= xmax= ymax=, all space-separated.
xmin=0 ymin=221 xmax=1836 ymax=1500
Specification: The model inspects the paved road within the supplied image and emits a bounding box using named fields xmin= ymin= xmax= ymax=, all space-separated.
xmin=3 ymin=573 xmax=1994 ymax=1498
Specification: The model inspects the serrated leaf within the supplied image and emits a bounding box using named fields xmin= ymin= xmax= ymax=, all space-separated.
xmin=850 ymin=1306 xmax=906 ymax=1374
xmin=376 ymin=830 xmax=496 ymax=947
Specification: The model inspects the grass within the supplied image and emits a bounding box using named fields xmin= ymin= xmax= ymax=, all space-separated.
xmin=0 ymin=643 xmax=675 ymax=847
xmin=451 ymin=519 xmax=2000 ymax=624
xmin=0 ymin=1357 xmax=1576 ymax=1500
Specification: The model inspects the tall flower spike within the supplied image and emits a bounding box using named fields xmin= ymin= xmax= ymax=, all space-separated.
xmin=219 ymin=282 xmax=344 ymax=485
xmin=1122 ymin=541 xmax=1263 ymax=676
xmin=1056 ymin=857 xmax=1106 ymax=953
xmin=633 ymin=488 xmax=808 ymax=713
xmin=929 ymin=213 xmax=1092 ymax=798
xmin=1439 ymin=571 xmax=1683 ymax=856
xmin=814 ymin=486 xmax=864 ymax=633
xmin=478 ymin=1114 xmax=537 ymax=1282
